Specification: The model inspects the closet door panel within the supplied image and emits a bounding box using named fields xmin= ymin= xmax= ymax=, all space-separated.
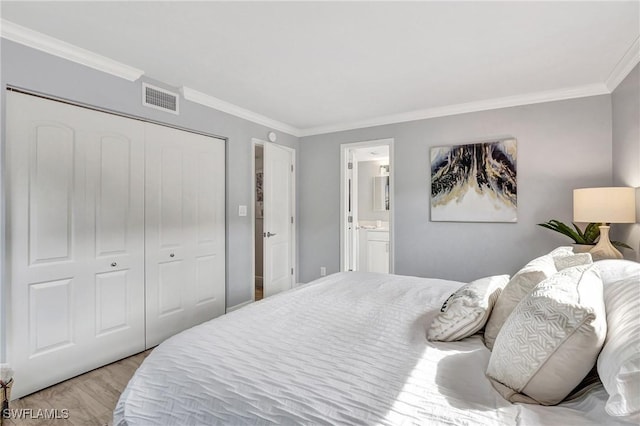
xmin=29 ymin=124 xmax=76 ymax=264
xmin=159 ymin=147 xmax=185 ymax=248
xmin=90 ymin=130 xmax=145 ymax=347
xmin=95 ymin=135 xmax=132 ymax=256
xmin=158 ymin=260 xmax=185 ymax=316
xmin=192 ymin=140 xmax=226 ymax=319
xmin=144 ymin=129 xmax=190 ymax=346
xmin=29 ymin=279 xmax=73 ymax=355
xmin=7 ymin=93 xmax=87 ymax=398
xmin=145 ymin=123 xmax=225 ymax=348
xmin=195 ymin=255 xmax=218 ymax=305
xmin=85 ymin=112 xmax=146 ymax=359
xmin=7 ymin=92 xmax=145 ymax=399
xmin=95 ymin=271 xmax=129 ymax=335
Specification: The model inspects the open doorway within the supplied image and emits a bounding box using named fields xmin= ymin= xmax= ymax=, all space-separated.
xmin=340 ymin=139 xmax=394 ymax=273
xmin=254 ymin=144 xmax=265 ymax=300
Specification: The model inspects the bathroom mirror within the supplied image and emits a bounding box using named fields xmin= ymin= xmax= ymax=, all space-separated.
xmin=373 ymin=176 xmax=389 ymax=211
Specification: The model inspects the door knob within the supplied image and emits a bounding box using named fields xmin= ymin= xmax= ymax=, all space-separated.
xmin=266 ymin=232 xmax=277 ymax=237
xmin=111 ymin=262 xmax=117 ymax=267
xmin=170 ymin=253 xmax=175 ymax=258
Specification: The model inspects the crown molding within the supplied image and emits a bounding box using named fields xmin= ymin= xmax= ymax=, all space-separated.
xmin=606 ymin=37 xmax=640 ymax=92
xmin=0 ymin=19 xmax=144 ymax=81
xmin=299 ymin=83 xmax=610 ymax=137
xmin=1 ymin=19 xmax=631 ymax=139
xmin=181 ymin=86 xmax=301 ymax=137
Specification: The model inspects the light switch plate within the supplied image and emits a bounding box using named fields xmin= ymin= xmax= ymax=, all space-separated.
xmin=238 ymin=205 xmax=247 ymax=216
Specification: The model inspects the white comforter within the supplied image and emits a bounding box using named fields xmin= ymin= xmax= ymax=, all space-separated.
xmin=114 ymin=272 xmax=621 ymax=425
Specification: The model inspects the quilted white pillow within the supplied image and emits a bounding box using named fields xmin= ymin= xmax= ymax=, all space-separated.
xmin=483 ymin=247 xmax=573 ymax=349
xmin=427 ymin=275 xmax=509 ymax=342
xmin=595 ymin=259 xmax=640 ymax=421
xmin=554 ymin=252 xmax=593 ymax=271
xmin=486 ymin=264 xmax=607 ymax=405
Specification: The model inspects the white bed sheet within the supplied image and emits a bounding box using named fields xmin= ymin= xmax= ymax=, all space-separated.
xmin=114 ymin=272 xmax=624 ymax=425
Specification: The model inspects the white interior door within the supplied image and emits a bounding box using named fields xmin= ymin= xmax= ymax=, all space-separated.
xmin=144 ymin=123 xmax=226 ymax=347
xmin=341 ymin=148 xmax=359 ymax=272
xmin=263 ymin=143 xmax=294 ymax=298
xmin=6 ymin=92 xmax=145 ymax=399
xmin=347 ymin=151 xmax=358 ymax=271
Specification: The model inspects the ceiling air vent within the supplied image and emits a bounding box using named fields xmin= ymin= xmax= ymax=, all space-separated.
xmin=142 ymin=83 xmax=179 ymax=114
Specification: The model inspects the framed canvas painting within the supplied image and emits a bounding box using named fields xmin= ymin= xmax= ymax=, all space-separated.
xmin=430 ymin=139 xmax=517 ymax=222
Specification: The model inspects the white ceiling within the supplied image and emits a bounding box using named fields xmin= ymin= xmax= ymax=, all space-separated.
xmin=1 ymin=1 xmax=639 ymax=137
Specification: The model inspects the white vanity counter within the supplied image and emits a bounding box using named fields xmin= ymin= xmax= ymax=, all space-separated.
xmin=357 ymin=223 xmax=389 ymax=273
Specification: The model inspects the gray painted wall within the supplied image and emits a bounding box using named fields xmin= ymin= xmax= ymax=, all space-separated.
xmin=612 ymin=64 xmax=640 ymax=261
xmin=299 ymin=96 xmax=613 ymax=283
xmin=0 ymin=40 xmax=299 ymax=315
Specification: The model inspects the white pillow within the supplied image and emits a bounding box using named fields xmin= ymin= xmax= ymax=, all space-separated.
xmin=595 ymin=259 xmax=640 ymax=421
xmin=483 ymin=247 xmax=572 ymax=349
xmin=427 ymin=275 xmax=509 ymax=342
xmin=486 ymin=264 xmax=607 ymax=405
xmin=548 ymin=246 xmax=575 ymax=257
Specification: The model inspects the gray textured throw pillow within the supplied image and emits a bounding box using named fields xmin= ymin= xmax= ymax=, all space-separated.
xmin=486 ymin=264 xmax=606 ymax=405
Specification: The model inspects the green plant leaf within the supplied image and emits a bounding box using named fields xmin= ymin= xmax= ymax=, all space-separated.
xmin=554 ymin=221 xmax=583 ymax=243
xmin=539 ymin=219 xmax=633 ymax=251
xmin=572 ymin=223 xmax=586 ymax=240
xmin=612 ymin=241 xmax=633 ymax=250
xmin=583 ymin=223 xmax=600 ymax=244
xmin=537 ymin=220 xmax=581 ymax=243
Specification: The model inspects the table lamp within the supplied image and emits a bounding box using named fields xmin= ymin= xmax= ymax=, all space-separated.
xmin=573 ymin=187 xmax=636 ymax=260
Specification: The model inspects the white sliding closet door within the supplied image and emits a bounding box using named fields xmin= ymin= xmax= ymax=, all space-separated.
xmin=144 ymin=123 xmax=226 ymax=348
xmin=6 ymin=92 xmax=145 ymax=399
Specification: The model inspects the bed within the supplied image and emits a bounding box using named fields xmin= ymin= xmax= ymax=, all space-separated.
xmin=114 ymin=255 xmax=639 ymax=425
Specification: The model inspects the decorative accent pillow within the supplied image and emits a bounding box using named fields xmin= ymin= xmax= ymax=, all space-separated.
xmin=483 ymin=247 xmax=572 ymax=349
xmin=486 ymin=264 xmax=607 ymax=405
xmin=554 ymin=253 xmax=592 ymax=271
xmin=595 ymin=259 xmax=640 ymax=421
xmin=427 ymin=275 xmax=509 ymax=342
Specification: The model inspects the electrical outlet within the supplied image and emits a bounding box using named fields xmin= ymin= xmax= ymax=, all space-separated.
xmin=320 ymin=266 xmax=327 ymax=276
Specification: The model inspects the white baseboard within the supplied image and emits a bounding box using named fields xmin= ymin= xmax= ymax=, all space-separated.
xmin=226 ymin=299 xmax=253 ymax=313
xmin=227 ymin=280 xmax=306 ymax=313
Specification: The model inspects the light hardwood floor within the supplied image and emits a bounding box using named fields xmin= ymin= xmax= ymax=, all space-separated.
xmin=3 ymin=350 xmax=151 ymax=426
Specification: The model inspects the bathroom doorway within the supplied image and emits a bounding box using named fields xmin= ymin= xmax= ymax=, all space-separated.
xmin=340 ymin=139 xmax=394 ymax=273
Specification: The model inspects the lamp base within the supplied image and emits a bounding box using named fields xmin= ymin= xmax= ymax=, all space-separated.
xmin=589 ymin=225 xmax=623 ymax=261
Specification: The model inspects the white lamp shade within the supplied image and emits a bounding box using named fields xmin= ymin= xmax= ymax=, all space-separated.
xmin=573 ymin=187 xmax=636 ymax=223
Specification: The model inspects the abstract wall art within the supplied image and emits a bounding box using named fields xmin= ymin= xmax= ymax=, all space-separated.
xmin=430 ymin=139 xmax=517 ymax=222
